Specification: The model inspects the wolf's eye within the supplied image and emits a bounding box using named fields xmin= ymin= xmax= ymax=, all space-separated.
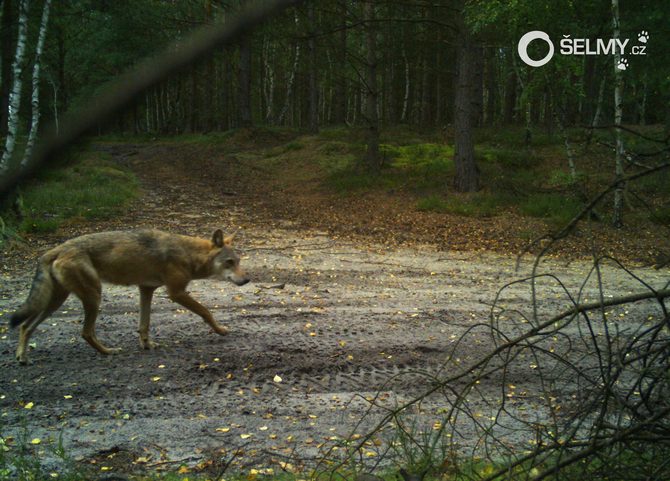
xmin=224 ymin=259 xmax=235 ymax=268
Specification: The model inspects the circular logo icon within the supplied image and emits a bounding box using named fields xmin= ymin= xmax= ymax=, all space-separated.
xmin=518 ymin=31 xmax=554 ymax=67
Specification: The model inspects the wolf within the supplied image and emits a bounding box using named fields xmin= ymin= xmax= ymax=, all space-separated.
xmin=9 ymin=228 xmax=249 ymax=364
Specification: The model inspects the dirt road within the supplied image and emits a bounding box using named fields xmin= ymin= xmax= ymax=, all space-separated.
xmin=1 ymin=143 xmax=667 ymax=476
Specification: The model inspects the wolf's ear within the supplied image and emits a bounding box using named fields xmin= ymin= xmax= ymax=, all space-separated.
xmin=212 ymin=229 xmax=224 ymax=247
xmin=223 ymin=231 xmax=237 ymax=246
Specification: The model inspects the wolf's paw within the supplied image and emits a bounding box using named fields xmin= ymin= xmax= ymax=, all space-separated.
xmin=213 ymin=325 xmax=229 ymax=336
xmin=102 ymin=347 xmax=123 ymax=355
xmin=16 ymin=355 xmax=31 ymax=365
xmin=140 ymin=339 xmax=159 ymax=350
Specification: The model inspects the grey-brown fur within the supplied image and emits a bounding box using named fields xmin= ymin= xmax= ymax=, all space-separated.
xmin=10 ymin=228 xmax=249 ymax=364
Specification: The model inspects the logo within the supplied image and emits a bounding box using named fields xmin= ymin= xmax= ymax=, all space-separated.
xmin=518 ymin=30 xmax=649 ymax=70
xmin=517 ymin=31 xmax=555 ymax=67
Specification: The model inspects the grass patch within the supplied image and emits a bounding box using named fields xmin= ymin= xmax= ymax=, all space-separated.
xmin=478 ymin=147 xmax=536 ymax=168
xmin=649 ymin=205 xmax=670 ymax=225
xmin=327 ymin=168 xmax=398 ymax=192
xmin=417 ymin=193 xmax=500 ymax=217
xmin=283 ymin=140 xmax=304 ymax=151
xmin=325 ymin=143 xmax=454 ymax=193
xmin=519 ymin=193 xmax=582 ymax=228
xmin=0 ymin=420 xmax=87 ymax=481
xmin=547 ymin=169 xmax=583 ymax=188
xmin=13 ymin=151 xmax=139 ymax=234
xmin=633 ymin=167 xmax=670 ymax=195
xmin=476 ymin=125 xmax=560 ymax=148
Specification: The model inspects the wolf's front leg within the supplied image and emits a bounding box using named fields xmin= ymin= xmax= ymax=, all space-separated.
xmin=138 ymin=286 xmax=159 ymax=349
xmin=167 ymin=287 xmax=229 ymax=335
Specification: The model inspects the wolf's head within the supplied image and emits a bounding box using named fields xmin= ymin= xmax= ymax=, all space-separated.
xmin=210 ymin=229 xmax=249 ymax=286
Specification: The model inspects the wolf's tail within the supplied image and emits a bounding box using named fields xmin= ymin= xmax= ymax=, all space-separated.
xmin=10 ymin=260 xmax=54 ymax=328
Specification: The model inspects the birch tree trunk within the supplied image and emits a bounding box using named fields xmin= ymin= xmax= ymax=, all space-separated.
xmin=22 ymin=0 xmax=53 ymax=168
xmin=0 ymin=0 xmax=29 ymax=175
xmin=611 ymin=0 xmax=624 ymax=228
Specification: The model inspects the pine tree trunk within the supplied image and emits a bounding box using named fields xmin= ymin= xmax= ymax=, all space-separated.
xmin=611 ymin=0 xmax=624 ymax=228
xmin=307 ymin=3 xmax=318 ymax=133
xmin=331 ymin=1 xmax=347 ymax=124
xmin=204 ymin=0 xmax=214 ymax=131
xmin=420 ymin=54 xmax=430 ymax=126
xmin=0 ymin=0 xmax=29 ymax=174
xmin=591 ymin=77 xmax=606 ymax=127
xmin=471 ymin=44 xmax=484 ymax=127
xmin=503 ymin=66 xmax=516 ymax=124
xmin=363 ymin=0 xmax=380 ymax=172
xmin=453 ymin=26 xmax=479 ymax=192
xmin=22 ymin=0 xmax=52 ymax=167
xmin=0 ymin=0 xmax=14 ymax=138
xmin=400 ymin=48 xmax=410 ymax=123
xmin=262 ymin=36 xmax=275 ymax=123
xmin=56 ymin=25 xmax=66 ymax=111
xmin=485 ymin=48 xmax=497 ymax=125
xmin=221 ymin=49 xmax=232 ymax=130
xmin=238 ymin=34 xmax=252 ymax=128
xmin=278 ymin=13 xmax=300 ymax=126
xmin=188 ymin=68 xmax=197 ymax=132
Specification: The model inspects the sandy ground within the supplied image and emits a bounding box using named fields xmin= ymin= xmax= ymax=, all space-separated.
xmin=1 ymin=143 xmax=668 ymax=476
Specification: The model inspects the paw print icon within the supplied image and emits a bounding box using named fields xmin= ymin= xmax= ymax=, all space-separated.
xmin=638 ymin=31 xmax=649 ymax=43
xmin=617 ymin=58 xmax=629 ymax=71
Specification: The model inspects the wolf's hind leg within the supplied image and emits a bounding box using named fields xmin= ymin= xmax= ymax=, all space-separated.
xmin=54 ymin=257 xmax=120 ymax=355
xmin=16 ymin=286 xmax=69 ymax=364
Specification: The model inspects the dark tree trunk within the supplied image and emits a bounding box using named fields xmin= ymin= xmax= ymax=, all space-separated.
xmin=582 ymin=55 xmax=597 ymax=123
xmin=221 ymin=47 xmax=232 ymax=130
xmin=238 ymin=34 xmax=252 ymax=128
xmin=503 ymin=61 xmax=517 ymax=124
xmin=204 ymin=0 xmax=214 ymax=131
xmin=420 ymin=55 xmax=431 ymax=126
xmin=56 ymin=24 xmax=67 ymax=112
xmin=188 ymin=68 xmax=198 ymax=132
xmin=471 ymin=44 xmax=484 ymax=127
xmin=363 ymin=0 xmax=380 ymax=171
xmin=453 ymin=29 xmax=479 ymax=192
xmin=485 ymin=48 xmax=497 ymax=125
xmin=307 ymin=3 xmax=318 ymax=133
xmin=0 ymin=0 xmax=14 ymax=137
xmin=331 ymin=0 xmax=347 ymax=124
